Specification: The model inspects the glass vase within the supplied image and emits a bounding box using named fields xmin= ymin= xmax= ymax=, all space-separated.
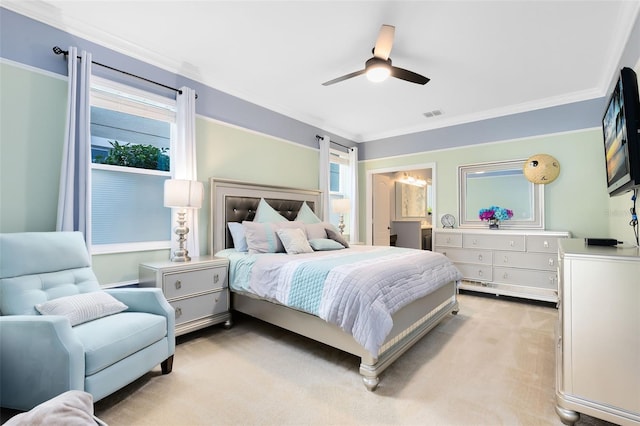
xmin=489 ymin=218 xmax=499 ymax=229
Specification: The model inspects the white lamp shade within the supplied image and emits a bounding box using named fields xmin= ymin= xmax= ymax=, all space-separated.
xmin=331 ymin=198 xmax=350 ymax=214
xmin=164 ymin=179 xmax=203 ymax=209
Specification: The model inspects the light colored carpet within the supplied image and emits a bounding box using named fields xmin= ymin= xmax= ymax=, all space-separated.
xmin=2 ymin=293 xmax=616 ymax=425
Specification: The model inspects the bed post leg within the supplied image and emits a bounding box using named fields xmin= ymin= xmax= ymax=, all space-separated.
xmin=362 ymin=375 xmax=379 ymax=391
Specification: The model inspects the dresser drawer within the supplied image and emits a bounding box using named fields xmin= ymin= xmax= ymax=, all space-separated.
xmin=434 ymin=232 xmax=463 ymax=247
xmin=163 ymin=266 xmax=227 ymax=299
xmin=527 ymin=235 xmax=565 ymax=253
xmin=171 ymin=289 xmax=229 ymax=325
xmin=463 ymin=234 xmax=525 ymax=251
xmin=493 ymin=267 xmax=557 ymax=290
xmin=457 ymin=263 xmax=493 ymax=281
xmin=494 ymin=250 xmax=557 ymax=271
xmin=441 ymin=247 xmax=492 ymax=265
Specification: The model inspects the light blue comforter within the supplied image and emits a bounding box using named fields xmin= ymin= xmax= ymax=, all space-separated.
xmin=217 ymin=246 xmax=462 ymax=357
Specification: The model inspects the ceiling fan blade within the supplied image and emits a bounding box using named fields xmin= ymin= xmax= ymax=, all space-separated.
xmin=373 ymin=24 xmax=395 ymax=60
xmin=390 ymin=66 xmax=430 ymax=85
xmin=322 ymin=69 xmax=366 ymax=86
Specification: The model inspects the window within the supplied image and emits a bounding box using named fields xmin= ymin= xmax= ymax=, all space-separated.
xmin=90 ymin=77 xmax=176 ymax=253
xmin=329 ymin=149 xmax=352 ymax=235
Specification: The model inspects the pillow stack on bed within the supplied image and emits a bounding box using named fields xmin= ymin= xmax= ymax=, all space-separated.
xmin=228 ymin=199 xmax=349 ymax=254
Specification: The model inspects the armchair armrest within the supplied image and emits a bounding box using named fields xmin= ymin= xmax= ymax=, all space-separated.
xmin=105 ymin=288 xmax=175 ymax=355
xmin=0 ymin=316 xmax=85 ymax=410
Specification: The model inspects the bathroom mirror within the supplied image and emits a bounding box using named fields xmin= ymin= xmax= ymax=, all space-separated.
xmin=458 ymin=159 xmax=544 ymax=229
xmin=395 ymin=181 xmax=428 ymax=218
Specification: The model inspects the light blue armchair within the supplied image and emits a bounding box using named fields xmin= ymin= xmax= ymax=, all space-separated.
xmin=0 ymin=232 xmax=175 ymax=411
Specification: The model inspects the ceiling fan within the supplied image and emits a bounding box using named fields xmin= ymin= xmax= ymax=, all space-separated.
xmin=322 ymin=24 xmax=430 ymax=86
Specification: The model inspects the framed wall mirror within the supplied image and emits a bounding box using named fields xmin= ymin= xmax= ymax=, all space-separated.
xmin=458 ymin=159 xmax=544 ymax=229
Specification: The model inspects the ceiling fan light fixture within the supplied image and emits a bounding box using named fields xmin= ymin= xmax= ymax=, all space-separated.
xmin=365 ymin=57 xmax=391 ymax=83
xmin=366 ymin=65 xmax=390 ymax=82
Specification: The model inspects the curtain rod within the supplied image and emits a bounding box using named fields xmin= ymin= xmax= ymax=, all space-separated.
xmin=52 ymin=46 xmax=197 ymax=99
xmin=315 ymin=135 xmax=353 ymax=151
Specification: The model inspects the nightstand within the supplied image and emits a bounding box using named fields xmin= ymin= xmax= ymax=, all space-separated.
xmin=138 ymin=256 xmax=231 ymax=336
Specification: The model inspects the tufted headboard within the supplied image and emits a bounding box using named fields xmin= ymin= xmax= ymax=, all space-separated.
xmin=209 ymin=179 xmax=323 ymax=254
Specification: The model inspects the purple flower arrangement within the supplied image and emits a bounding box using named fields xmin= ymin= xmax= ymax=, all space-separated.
xmin=478 ymin=206 xmax=514 ymax=222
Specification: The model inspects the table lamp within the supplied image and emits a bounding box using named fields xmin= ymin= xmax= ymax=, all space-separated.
xmin=164 ymin=179 xmax=203 ymax=262
xmin=331 ymin=198 xmax=350 ymax=235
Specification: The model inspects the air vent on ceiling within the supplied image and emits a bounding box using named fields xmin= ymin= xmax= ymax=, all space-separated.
xmin=423 ymin=110 xmax=443 ymax=118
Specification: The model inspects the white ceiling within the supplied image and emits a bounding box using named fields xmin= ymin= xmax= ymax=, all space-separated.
xmin=6 ymin=1 xmax=640 ymax=142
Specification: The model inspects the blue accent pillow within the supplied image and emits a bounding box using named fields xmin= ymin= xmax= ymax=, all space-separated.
xmin=295 ymin=201 xmax=322 ymax=224
xmin=254 ymin=198 xmax=288 ymax=223
xmin=228 ymin=222 xmax=248 ymax=252
xmin=309 ymin=238 xmax=345 ymax=251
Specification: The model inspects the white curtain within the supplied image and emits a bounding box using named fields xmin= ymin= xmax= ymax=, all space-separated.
xmin=348 ymin=146 xmax=359 ymax=243
xmin=318 ymin=135 xmax=331 ymax=221
xmin=57 ymin=47 xmax=92 ymax=250
xmin=172 ymin=86 xmax=200 ymax=257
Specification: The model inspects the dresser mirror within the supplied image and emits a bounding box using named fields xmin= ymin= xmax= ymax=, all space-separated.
xmin=458 ymin=159 xmax=544 ymax=229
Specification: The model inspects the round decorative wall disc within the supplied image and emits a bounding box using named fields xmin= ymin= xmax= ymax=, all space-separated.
xmin=523 ymin=154 xmax=560 ymax=184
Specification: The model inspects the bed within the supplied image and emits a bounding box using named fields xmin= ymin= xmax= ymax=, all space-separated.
xmin=209 ymin=178 xmax=462 ymax=391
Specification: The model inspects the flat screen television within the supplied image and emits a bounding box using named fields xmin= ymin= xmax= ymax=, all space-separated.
xmin=602 ymin=67 xmax=640 ymax=196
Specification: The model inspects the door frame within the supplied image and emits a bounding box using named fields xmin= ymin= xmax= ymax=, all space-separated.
xmin=365 ymin=162 xmax=436 ymax=245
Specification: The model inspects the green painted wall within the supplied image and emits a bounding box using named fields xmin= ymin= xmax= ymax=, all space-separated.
xmin=0 ymin=62 xmax=67 ymax=232
xmin=194 ymin=117 xmax=319 ymax=255
xmin=361 ymin=129 xmax=612 ymax=240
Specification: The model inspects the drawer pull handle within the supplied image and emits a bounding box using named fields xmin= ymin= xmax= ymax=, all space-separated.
xmin=175 ymin=307 xmax=182 ymax=318
xmin=446 ymin=237 xmax=451 ymax=243
xmin=503 ymin=255 xmax=508 ymax=263
xmin=214 ymin=274 xmax=219 ymax=284
xmin=478 ymin=254 xmax=483 ymax=261
xmin=544 ymin=240 xmax=549 ymax=248
xmin=472 ymin=239 xmax=478 ymax=245
xmin=549 ymin=258 xmax=554 ymax=266
xmin=175 ymin=280 xmax=182 ymax=289
xmin=503 ymin=272 xmax=509 ymax=279
xmin=478 ymin=269 xmax=483 ymax=277
xmin=509 ymin=240 xmax=515 ymax=247
xmin=215 ymin=297 xmax=219 ymax=303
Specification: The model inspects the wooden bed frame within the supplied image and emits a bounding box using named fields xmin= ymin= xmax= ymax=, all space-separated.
xmin=209 ymin=178 xmax=459 ymax=391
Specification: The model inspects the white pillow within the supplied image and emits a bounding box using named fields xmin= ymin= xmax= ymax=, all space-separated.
xmin=295 ymin=201 xmax=322 ymax=224
xmin=35 ymin=291 xmax=128 ymax=326
xmin=277 ymin=228 xmax=314 ymax=254
xmin=254 ymin=198 xmax=288 ymax=223
xmin=243 ymin=221 xmax=306 ymax=253
xmin=305 ymin=222 xmax=334 ymax=240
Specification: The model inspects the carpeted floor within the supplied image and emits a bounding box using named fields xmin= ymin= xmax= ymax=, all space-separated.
xmin=2 ymin=292 xmax=617 ymax=425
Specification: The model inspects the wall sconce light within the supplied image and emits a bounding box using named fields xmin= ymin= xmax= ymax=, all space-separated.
xmin=164 ymin=179 xmax=204 ymax=262
xmin=331 ymin=198 xmax=350 ymax=235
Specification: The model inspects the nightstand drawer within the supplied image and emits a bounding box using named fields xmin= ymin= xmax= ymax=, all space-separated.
xmin=171 ymin=290 xmax=229 ymax=325
xmin=163 ymin=266 xmax=227 ymax=299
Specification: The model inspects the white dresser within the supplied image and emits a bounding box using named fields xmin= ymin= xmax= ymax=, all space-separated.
xmin=556 ymin=239 xmax=640 ymax=426
xmin=434 ymin=228 xmax=570 ymax=302
xmin=139 ymin=256 xmax=231 ymax=336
